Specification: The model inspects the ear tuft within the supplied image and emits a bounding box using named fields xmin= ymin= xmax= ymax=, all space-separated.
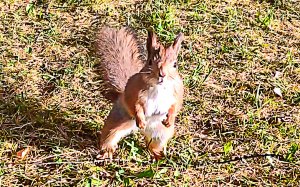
xmin=147 ymin=29 xmax=158 ymax=51
xmin=172 ymin=32 xmax=184 ymax=55
xmin=147 ymin=29 xmax=160 ymax=59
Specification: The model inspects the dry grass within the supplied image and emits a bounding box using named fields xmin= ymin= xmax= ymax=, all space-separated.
xmin=1 ymin=0 xmax=300 ymax=186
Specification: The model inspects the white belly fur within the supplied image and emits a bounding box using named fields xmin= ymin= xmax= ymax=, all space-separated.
xmin=140 ymin=82 xmax=176 ymax=146
xmin=140 ymin=115 xmax=174 ymax=144
xmin=144 ymin=83 xmax=176 ymax=117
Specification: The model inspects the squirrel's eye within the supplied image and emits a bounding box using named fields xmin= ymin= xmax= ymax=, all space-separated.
xmin=173 ymin=61 xmax=177 ymax=68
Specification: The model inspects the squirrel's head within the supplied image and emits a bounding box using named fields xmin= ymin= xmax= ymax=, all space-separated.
xmin=146 ymin=30 xmax=184 ymax=84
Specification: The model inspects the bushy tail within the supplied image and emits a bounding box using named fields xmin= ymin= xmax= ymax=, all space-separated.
xmin=95 ymin=27 xmax=144 ymax=101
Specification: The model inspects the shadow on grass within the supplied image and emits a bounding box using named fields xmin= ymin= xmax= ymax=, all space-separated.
xmin=0 ymin=88 xmax=99 ymax=153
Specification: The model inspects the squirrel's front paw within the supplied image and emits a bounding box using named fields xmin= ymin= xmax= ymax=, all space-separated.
xmin=162 ymin=114 xmax=175 ymax=128
xmin=136 ymin=119 xmax=146 ymax=129
xmin=137 ymin=123 xmax=145 ymax=129
xmin=162 ymin=118 xmax=171 ymax=127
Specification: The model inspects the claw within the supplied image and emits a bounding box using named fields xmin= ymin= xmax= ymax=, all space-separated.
xmin=136 ymin=120 xmax=146 ymax=129
xmin=108 ymin=151 xmax=113 ymax=161
xmin=153 ymin=152 xmax=164 ymax=161
xmin=162 ymin=119 xmax=171 ymax=127
xmin=150 ymin=149 xmax=165 ymax=161
xmin=97 ymin=145 xmax=116 ymax=161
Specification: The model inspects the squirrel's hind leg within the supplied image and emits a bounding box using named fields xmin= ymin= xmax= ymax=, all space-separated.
xmin=98 ymin=120 xmax=137 ymax=160
xmin=98 ymin=102 xmax=138 ymax=160
xmin=147 ymin=139 xmax=166 ymax=161
xmin=144 ymin=123 xmax=175 ymax=161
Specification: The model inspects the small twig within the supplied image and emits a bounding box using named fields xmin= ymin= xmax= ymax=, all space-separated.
xmin=32 ymin=151 xmax=84 ymax=163
xmin=214 ymin=153 xmax=288 ymax=165
xmin=4 ymin=158 xmax=151 ymax=167
xmin=9 ymin=122 xmax=32 ymax=130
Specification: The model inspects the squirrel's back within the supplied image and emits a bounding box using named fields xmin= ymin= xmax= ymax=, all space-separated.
xmin=95 ymin=27 xmax=144 ymax=101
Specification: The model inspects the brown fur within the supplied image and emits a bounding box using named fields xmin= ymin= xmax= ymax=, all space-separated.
xmin=121 ymin=31 xmax=184 ymax=130
xmin=95 ymin=27 xmax=144 ymax=101
xmin=97 ymin=28 xmax=184 ymax=160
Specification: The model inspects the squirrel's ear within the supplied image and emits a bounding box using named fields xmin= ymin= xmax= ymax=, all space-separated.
xmin=147 ymin=30 xmax=158 ymax=52
xmin=172 ymin=32 xmax=184 ymax=55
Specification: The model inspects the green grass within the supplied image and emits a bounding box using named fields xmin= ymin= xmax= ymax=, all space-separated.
xmin=1 ymin=0 xmax=300 ymax=186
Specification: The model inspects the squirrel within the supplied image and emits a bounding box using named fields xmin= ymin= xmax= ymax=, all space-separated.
xmin=95 ymin=27 xmax=184 ymax=160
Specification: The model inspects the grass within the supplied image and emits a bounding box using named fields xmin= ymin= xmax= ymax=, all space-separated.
xmin=1 ymin=0 xmax=300 ymax=186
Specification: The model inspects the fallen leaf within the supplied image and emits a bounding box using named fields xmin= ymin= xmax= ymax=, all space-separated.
xmin=274 ymin=87 xmax=283 ymax=97
xmin=16 ymin=147 xmax=31 ymax=159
